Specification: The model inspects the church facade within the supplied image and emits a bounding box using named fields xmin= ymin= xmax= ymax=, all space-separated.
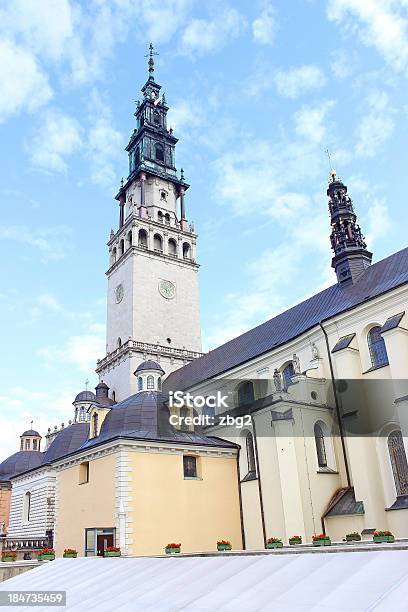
xmin=1 ymin=49 xmax=408 ymax=558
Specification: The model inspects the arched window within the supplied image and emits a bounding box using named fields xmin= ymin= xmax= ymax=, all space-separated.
xmin=158 ymin=211 xmax=163 ymax=223
xmin=138 ymin=376 xmax=143 ymax=391
xmin=388 ymin=430 xmax=408 ymax=496
xmin=164 ymin=213 xmax=170 ymax=226
xmin=368 ymin=326 xmax=389 ymax=368
xmin=134 ymin=147 xmax=140 ymax=168
xmin=153 ymin=234 xmax=163 ymax=252
xmin=112 ymin=247 xmax=117 ymax=263
xmin=168 ymin=238 xmax=177 ymax=257
xmin=158 ymin=377 xmax=162 ymax=391
xmin=246 ymin=432 xmax=256 ymax=474
xmin=147 ymin=375 xmax=154 ymax=389
xmin=237 ymin=381 xmax=255 ymax=406
xmin=117 ymin=338 xmax=122 ymax=348
xmin=138 ymin=229 xmax=148 ymax=248
xmin=33 ymin=439 xmax=38 ymax=450
xmin=79 ymin=407 xmax=87 ymax=422
xmin=153 ymin=110 xmax=161 ymax=125
xmin=183 ymin=242 xmax=191 ymax=259
xmin=119 ymin=239 xmax=125 ymax=256
xmin=92 ymin=413 xmax=98 ymax=438
xmin=282 ymin=362 xmax=295 ymax=389
xmin=23 ymin=492 xmax=31 ymax=523
xmin=155 ymin=143 xmax=164 ymax=162
xmin=314 ymin=422 xmax=327 ymax=468
xmin=127 ymin=231 xmax=132 ymax=249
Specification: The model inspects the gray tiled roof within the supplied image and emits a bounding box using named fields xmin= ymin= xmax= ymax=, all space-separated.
xmin=331 ymin=334 xmax=356 ymax=353
xmin=42 ymin=423 xmax=90 ymax=463
xmin=381 ymin=311 xmax=405 ymax=333
xmin=0 ymin=451 xmax=43 ymax=482
xmin=165 ymin=247 xmax=408 ymax=391
xmin=324 ymin=487 xmax=365 ymax=517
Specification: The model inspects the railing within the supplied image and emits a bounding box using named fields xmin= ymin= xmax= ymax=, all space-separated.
xmin=0 ymin=536 xmax=52 ymax=552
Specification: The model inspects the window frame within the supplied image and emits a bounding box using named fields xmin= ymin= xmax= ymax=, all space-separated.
xmin=367 ymin=326 xmax=389 ymax=368
xmin=183 ymin=455 xmax=198 ymax=479
xmin=79 ymin=461 xmax=90 ymax=485
xmin=314 ymin=422 xmax=328 ymax=468
xmin=388 ymin=429 xmax=408 ymax=496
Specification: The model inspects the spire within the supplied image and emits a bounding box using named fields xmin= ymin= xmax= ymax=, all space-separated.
xmin=146 ymin=42 xmax=158 ymax=80
xmin=328 ymin=170 xmax=372 ymax=286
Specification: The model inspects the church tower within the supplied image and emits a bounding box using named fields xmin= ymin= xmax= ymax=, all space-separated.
xmin=328 ymin=170 xmax=372 ymax=285
xmin=96 ymin=46 xmax=202 ymax=401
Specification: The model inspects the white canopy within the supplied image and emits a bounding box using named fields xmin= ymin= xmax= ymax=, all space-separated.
xmin=1 ymin=551 xmax=408 ymax=611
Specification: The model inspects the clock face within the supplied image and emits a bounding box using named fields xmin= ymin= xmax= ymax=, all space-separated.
xmin=159 ymin=280 xmax=176 ymax=300
xmin=115 ymin=284 xmax=124 ymax=303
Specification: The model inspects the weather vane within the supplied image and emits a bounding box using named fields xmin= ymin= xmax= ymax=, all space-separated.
xmin=145 ymin=43 xmax=158 ymax=76
xmin=325 ymin=148 xmax=337 ymax=181
xmin=85 ymin=378 xmax=89 ymax=391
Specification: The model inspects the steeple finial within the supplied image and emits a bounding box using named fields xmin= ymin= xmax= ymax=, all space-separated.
xmin=146 ymin=43 xmax=158 ymax=78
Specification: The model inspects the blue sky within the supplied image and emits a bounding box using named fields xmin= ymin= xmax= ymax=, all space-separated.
xmin=1 ymin=0 xmax=408 ymax=457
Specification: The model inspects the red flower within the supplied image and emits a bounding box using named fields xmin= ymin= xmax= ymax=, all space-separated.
xmin=217 ymin=540 xmax=231 ymax=546
xmin=64 ymin=549 xmax=77 ymax=554
xmin=266 ymin=537 xmax=282 ymax=543
xmin=38 ymin=548 xmax=55 ymax=555
xmin=1 ymin=551 xmax=17 ymax=558
xmin=166 ymin=543 xmax=181 ymax=548
xmin=105 ymin=546 xmax=121 ymax=552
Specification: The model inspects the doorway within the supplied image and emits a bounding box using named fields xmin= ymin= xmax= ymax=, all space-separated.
xmin=85 ymin=528 xmax=116 ymax=557
xmin=97 ymin=533 xmax=114 ymax=557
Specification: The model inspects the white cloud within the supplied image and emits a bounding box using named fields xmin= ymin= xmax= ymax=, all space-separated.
xmin=365 ymin=200 xmax=392 ymax=246
xmin=0 ymin=225 xmax=71 ymax=261
xmin=180 ymin=7 xmax=245 ymax=55
xmin=294 ymin=100 xmax=335 ymax=143
xmin=87 ymin=91 xmax=122 ymax=188
xmin=274 ymin=65 xmax=326 ymax=99
xmin=327 ymin=0 xmax=408 ymax=74
xmin=252 ymin=2 xmax=277 ymax=45
xmin=0 ymin=40 xmax=52 ymax=123
xmin=38 ymin=325 xmax=105 ymax=373
xmin=138 ymin=0 xmax=194 ymax=44
xmin=330 ymin=49 xmax=355 ymax=79
xmin=355 ymin=91 xmax=395 ymax=157
xmin=28 ymin=110 xmax=82 ymax=172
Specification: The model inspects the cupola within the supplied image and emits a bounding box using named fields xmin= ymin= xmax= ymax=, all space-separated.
xmin=20 ymin=426 xmax=42 ymax=452
xmin=134 ymin=360 xmax=164 ymax=392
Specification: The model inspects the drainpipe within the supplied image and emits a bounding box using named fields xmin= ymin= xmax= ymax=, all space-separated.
xmin=252 ymin=418 xmax=267 ymax=546
xmin=319 ymin=321 xmax=351 ymax=487
xmin=235 ymin=448 xmax=246 ymax=550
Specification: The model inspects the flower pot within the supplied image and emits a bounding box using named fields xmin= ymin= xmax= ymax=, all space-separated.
xmin=346 ymin=535 xmax=361 ymax=542
xmin=289 ymin=539 xmax=302 ymax=546
xmin=373 ymin=535 xmax=394 ymax=543
xmin=63 ymin=553 xmax=78 ymax=558
xmin=217 ymin=544 xmax=232 ymax=551
xmin=313 ymin=538 xmax=331 ymax=547
xmin=2 ymin=556 xmax=16 ymax=562
xmin=266 ymin=542 xmax=283 ymax=549
xmin=104 ymin=551 xmax=121 ymax=557
xmin=38 ymin=554 xmax=55 ymax=561
xmin=165 ymin=548 xmax=180 ymax=554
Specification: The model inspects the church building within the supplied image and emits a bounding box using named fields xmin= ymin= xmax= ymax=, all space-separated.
xmin=1 ymin=47 xmax=408 ymax=558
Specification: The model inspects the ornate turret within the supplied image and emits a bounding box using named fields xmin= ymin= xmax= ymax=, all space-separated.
xmin=328 ymin=170 xmax=372 ymax=285
xmin=20 ymin=426 xmax=42 ymax=452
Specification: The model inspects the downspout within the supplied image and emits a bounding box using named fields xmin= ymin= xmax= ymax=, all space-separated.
xmin=319 ymin=321 xmax=351 ymax=487
xmin=235 ymin=448 xmax=246 ymax=550
xmin=252 ymin=418 xmax=267 ymax=546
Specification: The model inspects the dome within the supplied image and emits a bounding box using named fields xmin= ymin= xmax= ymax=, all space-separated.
xmin=74 ymin=390 xmax=96 ymax=403
xmin=21 ymin=429 xmax=41 ymax=437
xmin=95 ymin=382 xmax=109 ymax=390
xmin=134 ymin=360 xmax=165 ymax=374
xmin=0 ymin=451 xmax=43 ymax=481
xmin=43 ymin=423 xmax=90 ymax=463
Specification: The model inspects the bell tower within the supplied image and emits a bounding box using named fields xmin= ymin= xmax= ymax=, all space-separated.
xmin=328 ymin=170 xmax=373 ymax=286
xmin=96 ymin=45 xmax=203 ymax=401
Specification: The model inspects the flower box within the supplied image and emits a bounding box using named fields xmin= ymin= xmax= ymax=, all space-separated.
xmin=104 ymin=547 xmax=121 ymax=557
xmin=1 ymin=552 xmax=17 ymax=563
xmin=266 ymin=538 xmax=283 ymax=549
xmin=217 ymin=540 xmax=231 ymax=551
xmin=373 ymin=531 xmax=394 ymax=543
xmin=312 ymin=535 xmax=331 ymax=546
xmin=165 ymin=543 xmax=181 ymax=554
xmin=346 ymin=533 xmax=361 ymax=542
xmin=289 ymin=536 xmax=302 ymax=545
xmin=63 ymin=552 xmax=78 ymax=558
xmin=38 ymin=548 xmax=55 ymax=561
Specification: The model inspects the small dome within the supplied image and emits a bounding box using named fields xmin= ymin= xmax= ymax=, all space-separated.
xmin=134 ymin=360 xmax=165 ymax=374
xmin=95 ymin=382 xmax=109 ymax=390
xmin=0 ymin=451 xmax=43 ymax=481
xmin=74 ymin=390 xmax=96 ymax=403
xmin=21 ymin=429 xmax=41 ymax=437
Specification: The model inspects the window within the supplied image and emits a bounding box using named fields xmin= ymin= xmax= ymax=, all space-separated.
xmin=158 ymin=211 xmax=163 ymax=223
xmin=153 ymin=234 xmax=163 ymax=252
xmin=388 ymin=430 xmax=408 ymax=496
xmin=168 ymin=238 xmax=177 ymax=257
xmin=138 ymin=229 xmax=148 ymax=248
xmin=183 ymin=456 xmax=197 ymax=478
xmin=158 ymin=377 xmax=162 ymax=391
xmin=25 ymin=439 xmax=30 ymax=450
xmin=155 ymin=143 xmax=164 ymax=162
xmin=282 ymin=362 xmax=295 ymax=389
xmin=117 ymin=338 xmax=122 ymax=348
xmin=79 ymin=462 xmax=89 ymax=485
xmin=314 ymin=423 xmax=327 ymax=468
xmin=160 ymin=190 xmax=167 ymax=201
xmin=165 ymin=213 xmax=170 ymax=226
xmin=182 ymin=242 xmax=191 ymax=259
xmin=153 ymin=110 xmax=160 ymax=125
xmin=92 ymin=413 xmax=99 ymax=438
xmin=138 ymin=376 xmax=143 ymax=391
xmin=368 ymin=326 xmax=389 ymax=368
xmin=147 ymin=375 xmax=154 ymax=389
xmin=112 ymin=247 xmax=117 ymax=263
xmin=79 ymin=406 xmax=87 ymax=422
xmin=33 ymin=439 xmax=38 ymax=450
xmin=119 ymin=239 xmax=124 ymax=256
xmin=246 ymin=432 xmax=256 ymax=474
xmin=237 ymin=381 xmax=255 ymax=406
xmin=127 ymin=231 xmax=132 ymax=249
xmin=23 ymin=492 xmax=31 ymax=523
xmin=180 ymin=406 xmax=190 ymax=432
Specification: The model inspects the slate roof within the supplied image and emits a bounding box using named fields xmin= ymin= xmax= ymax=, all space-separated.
xmin=135 ymin=360 xmax=165 ymax=374
xmin=21 ymin=429 xmax=41 ymax=437
xmin=43 ymin=423 xmax=90 ymax=463
xmin=332 ymin=334 xmax=356 ymax=353
xmin=324 ymin=487 xmax=365 ymax=517
xmin=74 ymin=390 xmax=96 ymax=402
xmin=381 ymin=311 xmax=405 ymax=333
xmin=165 ymin=247 xmax=408 ymax=392
xmin=0 ymin=451 xmax=43 ymax=482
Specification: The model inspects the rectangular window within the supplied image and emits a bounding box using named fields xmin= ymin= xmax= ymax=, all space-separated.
xmin=25 ymin=440 xmax=30 ymax=450
xmin=79 ymin=462 xmax=89 ymax=485
xmin=85 ymin=528 xmax=115 ymax=557
xmin=183 ymin=456 xmax=197 ymax=478
xmin=33 ymin=439 xmax=38 ymax=450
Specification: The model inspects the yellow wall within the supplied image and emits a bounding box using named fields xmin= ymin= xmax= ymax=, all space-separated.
xmin=55 ymin=454 xmax=116 ymax=556
xmin=128 ymin=451 xmax=242 ymax=556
